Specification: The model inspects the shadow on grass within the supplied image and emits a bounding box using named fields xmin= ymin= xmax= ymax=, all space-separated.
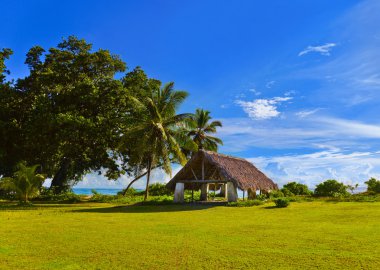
xmin=72 ymin=202 xmax=226 ymax=213
xmin=263 ymin=205 xmax=278 ymax=209
xmin=0 ymin=201 xmax=90 ymax=210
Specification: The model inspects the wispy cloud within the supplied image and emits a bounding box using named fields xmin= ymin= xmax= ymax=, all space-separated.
xmin=235 ymin=96 xmax=292 ymax=120
xmin=249 ymin=148 xmax=380 ymax=188
xmin=298 ymin=43 xmax=336 ymax=56
xmin=218 ymin=116 xmax=380 ymax=152
xmin=249 ymin=88 xmax=261 ymax=96
xmin=265 ymin=80 xmax=276 ymax=88
xmin=295 ymin=108 xmax=321 ymax=118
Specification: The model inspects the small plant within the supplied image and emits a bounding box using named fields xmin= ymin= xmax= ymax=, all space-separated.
xmin=0 ymin=162 xmax=45 ymax=203
xmin=274 ymin=198 xmax=290 ymax=208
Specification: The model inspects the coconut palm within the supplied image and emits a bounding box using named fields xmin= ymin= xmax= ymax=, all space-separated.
xmin=186 ymin=108 xmax=223 ymax=152
xmin=125 ymin=82 xmax=191 ymax=200
xmin=0 ymin=162 xmax=45 ymax=203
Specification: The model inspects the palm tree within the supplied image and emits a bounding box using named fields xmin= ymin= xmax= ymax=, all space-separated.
xmin=0 ymin=162 xmax=45 ymax=203
xmin=125 ymin=82 xmax=191 ymax=201
xmin=186 ymin=108 xmax=223 ymax=152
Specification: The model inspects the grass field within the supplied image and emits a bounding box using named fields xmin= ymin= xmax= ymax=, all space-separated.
xmin=1 ymin=201 xmax=379 ymax=269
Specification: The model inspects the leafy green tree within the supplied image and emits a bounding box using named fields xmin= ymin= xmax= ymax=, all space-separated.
xmin=314 ymin=179 xmax=349 ymax=197
xmin=6 ymin=36 xmax=133 ymax=193
xmin=186 ymin=108 xmax=223 ymax=152
xmin=281 ymin=182 xmax=312 ymax=196
xmin=0 ymin=48 xmax=13 ymax=83
xmin=0 ymin=163 xmax=45 ymax=203
xmin=124 ymin=82 xmax=190 ymax=200
xmin=365 ymin=178 xmax=380 ymax=193
xmin=0 ymin=48 xmax=26 ymax=178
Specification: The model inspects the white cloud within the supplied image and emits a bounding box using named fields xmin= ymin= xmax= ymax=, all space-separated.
xmin=284 ymin=90 xmax=296 ymax=96
xmin=358 ymin=74 xmax=380 ymax=86
xmin=298 ymin=43 xmax=336 ymax=56
xmin=218 ymin=116 xmax=380 ymax=152
xmin=248 ymin=148 xmax=380 ymax=188
xmin=235 ymin=96 xmax=292 ymax=120
xmin=249 ymin=88 xmax=261 ymax=96
xmin=295 ymin=108 xmax=321 ymax=118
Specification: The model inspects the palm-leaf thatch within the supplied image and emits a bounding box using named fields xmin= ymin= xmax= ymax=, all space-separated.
xmin=166 ymin=150 xmax=278 ymax=191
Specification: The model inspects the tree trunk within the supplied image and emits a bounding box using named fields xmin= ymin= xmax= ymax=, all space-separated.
xmin=50 ymin=158 xmax=71 ymax=194
xmin=122 ymin=164 xmax=160 ymax=196
xmin=144 ymin=159 xmax=152 ymax=201
xmin=122 ymin=171 xmax=148 ymax=195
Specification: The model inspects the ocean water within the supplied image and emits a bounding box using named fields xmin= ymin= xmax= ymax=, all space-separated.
xmin=73 ymin=188 xmax=123 ymax=195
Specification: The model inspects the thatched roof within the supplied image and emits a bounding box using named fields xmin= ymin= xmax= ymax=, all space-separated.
xmin=166 ymin=150 xmax=278 ymax=191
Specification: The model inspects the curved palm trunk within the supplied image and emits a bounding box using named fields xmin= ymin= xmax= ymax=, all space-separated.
xmin=122 ymin=165 xmax=161 ymax=196
xmin=122 ymin=172 xmax=148 ymax=195
xmin=144 ymin=158 xmax=152 ymax=201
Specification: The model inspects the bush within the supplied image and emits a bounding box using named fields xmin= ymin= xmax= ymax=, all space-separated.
xmin=314 ymin=179 xmax=349 ymax=197
xmin=227 ymin=200 xmax=264 ymax=207
xmin=256 ymin=194 xmax=267 ymax=201
xmin=274 ymin=198 xmax=290 ymax=208
xmin=269 ymin=190 xmax=284 ymax=198
xmin=147 ymin=183 xmax=172 ymax=196
xmin=37 ymin=187 xmax=81 ymax=203
xmin=117 ymin=187 xmax=140 ymax=196
xmin=0 ymin=163 xmax=45 ymax=203
xmin=365 ymin=178 xmax=380 ymax=193
xmin=281 ymin=188 xmax=295 ymax=197
xmin=282 ymin=182 xmax=312 ymax=195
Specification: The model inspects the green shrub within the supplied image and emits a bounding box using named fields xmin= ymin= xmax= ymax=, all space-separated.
xmin=274 ymin=198 xmax=290 ymax=208
xmin=37 ymin=187 xmax=81 ymax=203
xmin=282 ymin=182 xmax=312 ymax=195
xmin=117 ymin=187 xmax=140 ymax=196
xmin=148 ymin=183 xmax=172 ymax=196
xmin=0 ymin=163 xmax=45 ymax=203
xmin=365 ymin=178 xmax=380 ymax=193
xmin=256 ymin=194 xmax=267 ymax=201
xmin=281 ymin=188 xmax=295 ymax=197
xmin=314 ymin=180 xmax=349 ymax=197
xmin=269 ymin=190 xmax=284 ymax=198
xmin=227 ymin=200 xmax=264 ymax=207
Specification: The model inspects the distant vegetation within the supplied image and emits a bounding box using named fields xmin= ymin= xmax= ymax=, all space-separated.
xmin=365 ymin=177 xmax=380 ymax=193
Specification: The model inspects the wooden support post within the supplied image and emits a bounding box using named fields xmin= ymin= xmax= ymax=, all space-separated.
xmin=202 ymin=157 xmax=205 ymax=180
xmin=200 ymin=184 xmax=208 ymax=201
xmin=248 ymin=189 xmax=256 ymax=200
xmin=227 ymin=182 xmax=238 ymax=202
xmin=243 ymin=190 xmax=245 ymax=201
xmin=191 ymin=183 xmax=194 ymax=203
xmin=224 ymin=183 xmax=228 ymax=200
xmin=174 ymin=183 xmax=185 ymax=203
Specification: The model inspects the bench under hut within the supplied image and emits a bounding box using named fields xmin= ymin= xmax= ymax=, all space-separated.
xmin=166 ymin=150 xmax=278 ymax=202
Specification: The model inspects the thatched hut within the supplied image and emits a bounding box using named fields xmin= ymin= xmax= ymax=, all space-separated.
xmin=166 ymin=150 xmax=278 ymax=202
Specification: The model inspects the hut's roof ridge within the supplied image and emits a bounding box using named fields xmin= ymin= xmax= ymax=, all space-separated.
xmin=201 ymin=150 xmax=249 ymax=162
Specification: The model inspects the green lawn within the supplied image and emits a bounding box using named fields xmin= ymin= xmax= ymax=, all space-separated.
xmin=1 ymin=201 xmax=379 ymax=269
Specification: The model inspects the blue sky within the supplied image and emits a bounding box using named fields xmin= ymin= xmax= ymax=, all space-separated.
xmin=2 ymin=0 xmax=380 ymax=189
